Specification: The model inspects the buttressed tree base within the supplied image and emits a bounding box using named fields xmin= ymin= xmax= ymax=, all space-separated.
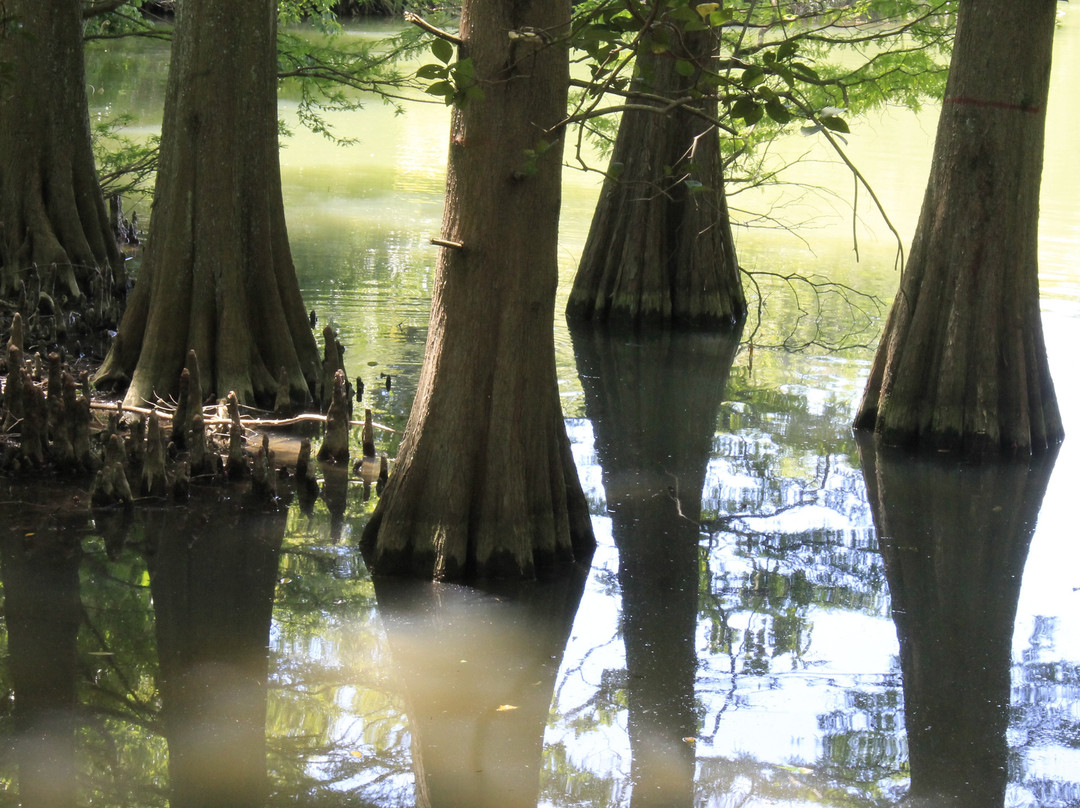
xmin=855 ymin=0 xmax=1063 ymax=455
xmin=361 ymin=0 xmax=594 ymax=580
xmin=92 ymin=0 xmax=319 ymax=410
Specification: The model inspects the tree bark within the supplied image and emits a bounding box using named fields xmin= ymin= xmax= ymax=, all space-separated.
xmin=853 ymin=0 xmax=1063 ymax=455
xmin=91 ymin=0 xmax=319 ymax=409
xmin=360 ymin=0 xmax=594 ymax=579
xmin=0 ymin=0 xmax=124 ymax=318
xmin=567 ymin=21 xmax=745 ymax=328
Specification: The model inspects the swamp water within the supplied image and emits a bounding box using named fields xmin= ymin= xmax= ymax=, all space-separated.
xmin=2 ymin=13 xmax=1080 ymax=807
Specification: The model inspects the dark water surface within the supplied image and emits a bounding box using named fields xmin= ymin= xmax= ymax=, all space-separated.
xmin=2 ymin=13 xmax=1080 ymax=808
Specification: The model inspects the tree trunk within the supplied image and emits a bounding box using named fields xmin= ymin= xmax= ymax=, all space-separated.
xmin=91 ymin=0 xmax=319 ymax=409
xmin=360 ymin=0 xmax=594 ymax=579
xmin=0 ymin=0 xmax=125 ymax=319
xmin=853 ymin=0 xmax=1062 ymax=454
xmin=567 ymin=22 xmax=745 ymax=328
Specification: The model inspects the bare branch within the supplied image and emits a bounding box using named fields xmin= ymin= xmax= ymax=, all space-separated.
xmin=403 ymin=11 xmax=462 ymax=46
xmin=791 ymin=99 xmax=906 ymax=273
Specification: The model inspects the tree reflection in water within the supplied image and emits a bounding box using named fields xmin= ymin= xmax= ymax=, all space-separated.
xmin=1 ymin=522 xmax=81 ymax=808
xmin=860 ymin=436 xmax=1057 ymax=807
xmin=370 ymin=570 xmax=589 ymax=808
xmin=0 ymin=491 xmax=286 ymax=808
xmin=572 ymin=325 xmax=741 ymax=808
xmin=147 ymin=502 xmax=285 ymax=808
xmin=0 ymin=361 xmax=1077 ymax=807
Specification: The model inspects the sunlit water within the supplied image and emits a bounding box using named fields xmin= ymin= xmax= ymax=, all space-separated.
xmin=1 ymin=12 xmax=1079 ymax=808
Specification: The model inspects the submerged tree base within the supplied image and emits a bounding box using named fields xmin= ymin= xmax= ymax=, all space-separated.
xmin=566 ymin=24 xmax=745 ymax=331
xmin=361 ymin=513 xmax=588 ymax=581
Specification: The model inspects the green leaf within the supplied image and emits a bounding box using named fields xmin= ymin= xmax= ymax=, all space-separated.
xmin=416 ymin=63 xmax=446 ymax=80
xmin=452 ymin=57 xmax=476 ymax=81
xmin=667 ymin=5 xmax=700 ymax=23
xmin=675 ymin=59 xmax=696 ymax=77
xmin=731 ymin=97 xmax=760 ymax=121
xmin=776 ymin=39 xmax=798 ymax=60
xmin=578 ymin=24 xmax=609 ymax=43
xmin=431 ymin=38 xmax=454 ymax=64
xmin=791 ymin=62 xmax=820 ymax=82
xmin=765 ymin=98 xmax=791 ymax=124
xmin=425 ymin=80 xmax=454 ymax=97
xmin=820 ymin=115 xmax=850 ymax=133
xmin=774 ymin=64 xmax=795 ymax=89
xmin=741 ymin=65 xmax=766 ymax=88
xmin=708 ymin=8 xmax=733 ymax=25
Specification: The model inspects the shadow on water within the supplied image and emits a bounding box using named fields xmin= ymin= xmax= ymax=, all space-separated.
xmin=858 ymin=435 xmax=1058 ymax=808
xmin=571 ymin=323 xmax=742 ymax=808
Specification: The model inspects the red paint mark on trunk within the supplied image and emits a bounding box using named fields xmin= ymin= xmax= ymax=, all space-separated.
xmin=944 ymin=96 xmax=1042 ymax=114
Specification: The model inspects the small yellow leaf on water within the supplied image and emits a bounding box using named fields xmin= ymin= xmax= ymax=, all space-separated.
xmin=682 ymin=737 xmax=697 ymax=744
xmin=496 ymin=704 xmax=519 ymax=712
xmin=24 ymin=532 xmax=35 ymax=537
xmin=349 ymin=750 xmax=365 ymax=758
